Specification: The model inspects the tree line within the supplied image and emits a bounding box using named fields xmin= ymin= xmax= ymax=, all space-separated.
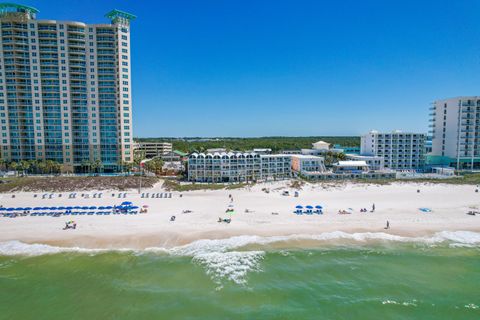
xmin=136 ymin=136 xmax=360 ymax=154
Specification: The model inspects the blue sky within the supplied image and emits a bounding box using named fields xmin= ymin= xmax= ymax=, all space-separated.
xmin=26 ymin=0 xmax=480 ymax=137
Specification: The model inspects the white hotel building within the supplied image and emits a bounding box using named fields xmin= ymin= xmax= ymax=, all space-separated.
xmin=361 ymin=130 xmax=426 ymax=170
xmin=429 ymin=97 xmax=480 ymax=170
xmin=0 ymin=4 xmax=134 ymax=172
xmin=187 ymin=152 xmax=291 ymax=183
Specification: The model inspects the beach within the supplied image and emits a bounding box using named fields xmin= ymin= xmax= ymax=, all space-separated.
xmin=2 ymin=180 xmax=480 ymax=319
xmin=1 ymin=180 xmax=479 ymax=249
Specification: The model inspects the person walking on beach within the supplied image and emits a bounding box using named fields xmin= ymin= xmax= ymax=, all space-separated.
xmin=371 ymin=203 xmax=375 ymax=212
xmin=385 ymin=220 xmax=390 ymax=229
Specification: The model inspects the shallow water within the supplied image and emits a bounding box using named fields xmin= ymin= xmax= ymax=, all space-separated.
xmin=0 ymin=232 xmax=479 ymax=319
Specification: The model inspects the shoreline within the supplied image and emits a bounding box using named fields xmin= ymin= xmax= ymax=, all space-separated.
xmin=1 ymin=180 xmax=480 ymax=250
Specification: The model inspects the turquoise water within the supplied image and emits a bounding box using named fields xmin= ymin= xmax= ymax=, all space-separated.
xmin=0 ymin=233 xmax=479 ymax=319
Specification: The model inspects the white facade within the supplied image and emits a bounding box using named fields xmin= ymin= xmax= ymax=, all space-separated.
xmin=312 ymin=140 xmax=330 ymax=150
xmin=361 ymin=130 xmax=426 ymax=170
xmin=0 ymin=4 xmax=134 ymax=171
xmin=291 ymin=154 xmax=326 ymax=175
xmin=187 ymin=152 xmax=291 ymax=183
xmin=430 ymin=97 xmax=480 ymax=169
xmin=345 ymin=154 xmax=384 ymax=171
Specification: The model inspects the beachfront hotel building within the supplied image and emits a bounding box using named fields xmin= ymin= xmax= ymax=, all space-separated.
xmin=429 ymin=97 xmax=480 ymax=170
xmin=290 ymin=154 xmax=326 ymax=176
xmin=0 ymin=4 xmax=135 ymax=172
xmin=187 ymin=152 xmax=292 ymax=183
xmin=361 ymin=130 xmax=426 ymax=170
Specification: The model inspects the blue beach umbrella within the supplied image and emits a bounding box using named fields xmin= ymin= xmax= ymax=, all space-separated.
xmin=6 ymin=208 xmax=14 ymax=211
xmin=66 ymin=207 xmax=73 ymax=210
xmin=315 ymin=205 xmax=323 ymax=209
xmin=89 ymin=206 xmax=97 ymax=210
xmin=121 ymin=201 xmax=132 ymax=205
xmin=130 ymin=206 xmax=139 ymax=209
xmin=57 ymin=207 xmax=66 ymax=210
xmin=105 ymin=206 xmax=113 ymax=209
xmin=33 ymin=207 xmax=42 ymax=210
xmin=15 ymin=207 xmax=24 ymax=211
xmin=306 ymin=205 xmax=313 ymax=209
xmin=98 ymin=206 xmax=105 ymax=210
xmin=41 ymin=207 xmax=49 ymax=210
xmin=81 ymin=206 xmax=89 ymax=210
xmin=295 ymin=205 xmax=303 ymax=209
xmin=49 ymin=207 xmax=57 ymax=210
xmin=24 ymin=207 xmax=32 ymax=210
xmin=73 ymin=206 xmax=81 ymax=209
xmin=0 ymin=208 xmax=6 ymax=211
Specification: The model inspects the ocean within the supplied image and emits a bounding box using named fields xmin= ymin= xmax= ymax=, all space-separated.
xmin=0 ymin=231 xmax=479 ymax=319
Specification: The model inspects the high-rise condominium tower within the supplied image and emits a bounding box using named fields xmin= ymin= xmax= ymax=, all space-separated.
xmin=429 ymin=97 xmax=480 ymax=170
xmin=0 ymin=3 xmax=135 ymax=172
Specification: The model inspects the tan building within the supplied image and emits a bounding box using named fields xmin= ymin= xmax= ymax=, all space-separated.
xmin=134 ymin=141 xmax=172 ymax=158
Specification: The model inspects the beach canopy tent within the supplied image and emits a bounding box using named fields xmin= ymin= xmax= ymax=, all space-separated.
xmin=66 ymin=207 xmax=73 ymax=210
xmin=89 ymin=206 xmax=97 ymax=210
xmin=24 ymin=207 xmax=32 ymax=210
xmin=81 ymin=206 xmax=89 ymax=210
xmin=33 ymin=207 xmax=42 ymax=210
xmin=57 ymin=207 xmax=66 ymax=210
xmin=130 ymin=206 xmax=139 ymax=209
xmin=15 ymin=207 xmax=24 ymax=211
xmin=0 ymin=208 xmax=5 ymax=211
xmin=98 ymin=206 xmax=106 ymax=210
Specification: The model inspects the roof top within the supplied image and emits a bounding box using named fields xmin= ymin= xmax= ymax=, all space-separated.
xmin=0 ymin=3 xmax=38 ymax=14
xmin=173 ymin=150 xmax=188 ymax=157
xmin=105 ymin=9 xmax=136 ymax=23
xmin=335 ymin=160 xmax=368 ymax=167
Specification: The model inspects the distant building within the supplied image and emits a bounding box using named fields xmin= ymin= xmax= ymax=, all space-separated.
xmin=312 ymin=141 xmax=330 ymax=150
xmin=361 ymin=130 xmax=426 ymax=171
xmin=206 ymin=148 xmax=227 ymax=153
xmin=345 ymin=154 xmax=384 ymax=171
xmin=291 ymin=155 xmax=326 ymax=177
xmin=134 ymin=142 xmax=172 ymax=158
xmin=332 ymin=144 xmax=360 ymax=155
xmin=187 ymin=152 xmax=291 ymax=183
xmin=252 ymin=148 xmax=272 ymax=154
xmin=429 ymin=97 xmax=480 ymax=170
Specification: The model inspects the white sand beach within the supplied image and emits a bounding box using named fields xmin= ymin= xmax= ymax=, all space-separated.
xmin=0 ymin=180 xmax=479 ymax=249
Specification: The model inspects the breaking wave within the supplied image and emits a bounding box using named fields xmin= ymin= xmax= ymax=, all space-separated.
xmin=1 ymin=230 xmax=480 ymax=285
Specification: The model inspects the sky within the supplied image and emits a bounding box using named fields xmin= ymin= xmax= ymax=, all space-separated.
xmin=24 ymin=0 xmax=480 ymax=137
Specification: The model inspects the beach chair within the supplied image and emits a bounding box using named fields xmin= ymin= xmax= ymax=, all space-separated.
xmin=141 ymin=193 xmax=144 ymax=198
xmin=159 ymin=193 xmax=163 ymax=198
xmin=169 ymin=193 xmax=172 ymax=198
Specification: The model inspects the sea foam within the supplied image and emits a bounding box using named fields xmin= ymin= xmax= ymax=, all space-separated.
xmin=1 ymin=230 xmax=480 ymax=257
xmin=2 ymin=231 xmax=479 ymax=286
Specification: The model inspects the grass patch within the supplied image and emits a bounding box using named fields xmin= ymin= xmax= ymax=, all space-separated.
xmin=162 ymin=179 xmax=249 ymax=191
xmin=0 ymin=176 xmax=160 ymax=193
